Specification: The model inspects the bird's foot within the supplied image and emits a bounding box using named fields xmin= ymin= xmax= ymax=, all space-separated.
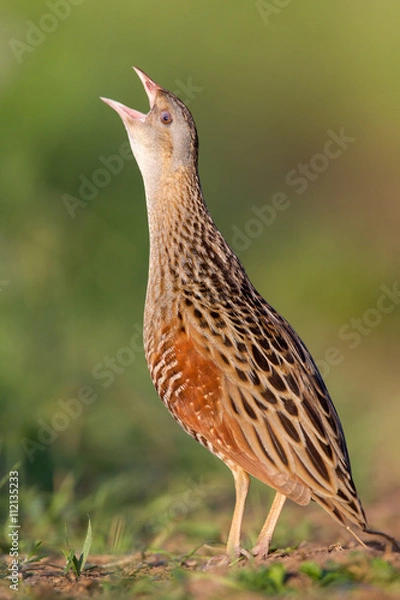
xmin=203 ymin=546 xmax=252 ymax=569
xmin=251 ymin=542 xmax=270 ymax=562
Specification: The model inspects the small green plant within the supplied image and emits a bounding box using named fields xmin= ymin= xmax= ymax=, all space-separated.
xmin=236 ymin=562 xmax=287 ymax=594
xmin=21 ymin=541 xmax=47 ymax=566
xmin=300 ymin=556 xmax=400 ymax=590
xmin=62 ymin=516 xmax=93 ymax=578
xmin=369 ymin=557 xmax=399 ymax=584
xmin=300 ymin=560 xmax=355 ymax=587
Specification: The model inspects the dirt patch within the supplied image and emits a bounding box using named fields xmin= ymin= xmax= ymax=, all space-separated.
xmin=2 ymin=544 xmax=399 ymax=599
xmin=1 ymin=490 xmax=400 ymax=599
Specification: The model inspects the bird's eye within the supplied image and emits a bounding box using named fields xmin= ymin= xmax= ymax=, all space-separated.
xmin=160 ymin=110 xmax=173 ymax=125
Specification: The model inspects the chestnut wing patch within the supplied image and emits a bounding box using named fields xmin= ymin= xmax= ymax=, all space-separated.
xmin=171 ymin=329 xmax=311 ymax=506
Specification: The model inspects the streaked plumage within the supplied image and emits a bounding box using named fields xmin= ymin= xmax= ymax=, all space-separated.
xmin=101 ymin=68 xmax=398 ymax=561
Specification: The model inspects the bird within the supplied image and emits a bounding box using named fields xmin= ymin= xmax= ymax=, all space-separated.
xmin=101 ymin=68 xmax=399 ymax=562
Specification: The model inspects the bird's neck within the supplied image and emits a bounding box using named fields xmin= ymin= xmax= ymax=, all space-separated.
xmin=143 ymin=163 xmax=246 ymax=316
xmin=144 ymin=165 xmax=215 ymax=312
xmin=142 ymin=163 xmax=249 ymax=357
xmin=145 ymin=165 xmax=208 ymax=259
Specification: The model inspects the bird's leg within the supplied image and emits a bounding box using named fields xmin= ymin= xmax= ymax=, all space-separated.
xmin=225 ymin=466 xmax=250 ymax=561
xmin=252 ymin=491 xmax=287 ymax=559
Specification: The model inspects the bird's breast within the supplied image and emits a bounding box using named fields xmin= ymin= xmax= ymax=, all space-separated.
xmin=144 ymin=312 xmax=247 ymax=460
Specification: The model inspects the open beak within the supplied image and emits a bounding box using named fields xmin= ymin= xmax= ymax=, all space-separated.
xmin=100 ymin=67 xmax=163 ymax=122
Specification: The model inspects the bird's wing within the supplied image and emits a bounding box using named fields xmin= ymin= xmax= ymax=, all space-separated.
xmin=178 ymin=285 xmax=366 ymax=530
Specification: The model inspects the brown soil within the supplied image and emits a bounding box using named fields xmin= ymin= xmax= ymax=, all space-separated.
xmin=1 ymin=489 xmax=400 ymax=599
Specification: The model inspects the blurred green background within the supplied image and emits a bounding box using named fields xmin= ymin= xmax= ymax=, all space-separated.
xmin=1 ymin=0 xmax=399 ymax=555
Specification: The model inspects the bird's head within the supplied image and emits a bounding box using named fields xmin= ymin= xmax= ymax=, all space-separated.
xmin=101 ymin=68 xmax=198 ymax=196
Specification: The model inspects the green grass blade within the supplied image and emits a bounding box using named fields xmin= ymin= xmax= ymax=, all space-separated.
xmin=80 ymin=516 xmax=93 ymax=572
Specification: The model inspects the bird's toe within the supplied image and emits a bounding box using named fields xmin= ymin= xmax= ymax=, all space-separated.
xmin=203 ymin=546 xmax=252 ymax=569
xmin=251 ymin=543 xmax=271 ymax=561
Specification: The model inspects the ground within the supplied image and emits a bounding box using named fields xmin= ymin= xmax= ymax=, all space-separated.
xmin=1 ymin=488 xmax=400 ymax=599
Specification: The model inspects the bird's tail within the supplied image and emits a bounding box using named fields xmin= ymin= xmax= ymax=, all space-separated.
xmin=362 ymin=525 xmax=400 ymax=551
xmin=313 ymin=492 xmax=400 ymax=551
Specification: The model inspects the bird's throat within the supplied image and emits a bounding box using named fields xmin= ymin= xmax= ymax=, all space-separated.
xmin=145 ymin=165 xmax=204 ymax=250
xmin=144 ymin=165 xmax=213 ymax=318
